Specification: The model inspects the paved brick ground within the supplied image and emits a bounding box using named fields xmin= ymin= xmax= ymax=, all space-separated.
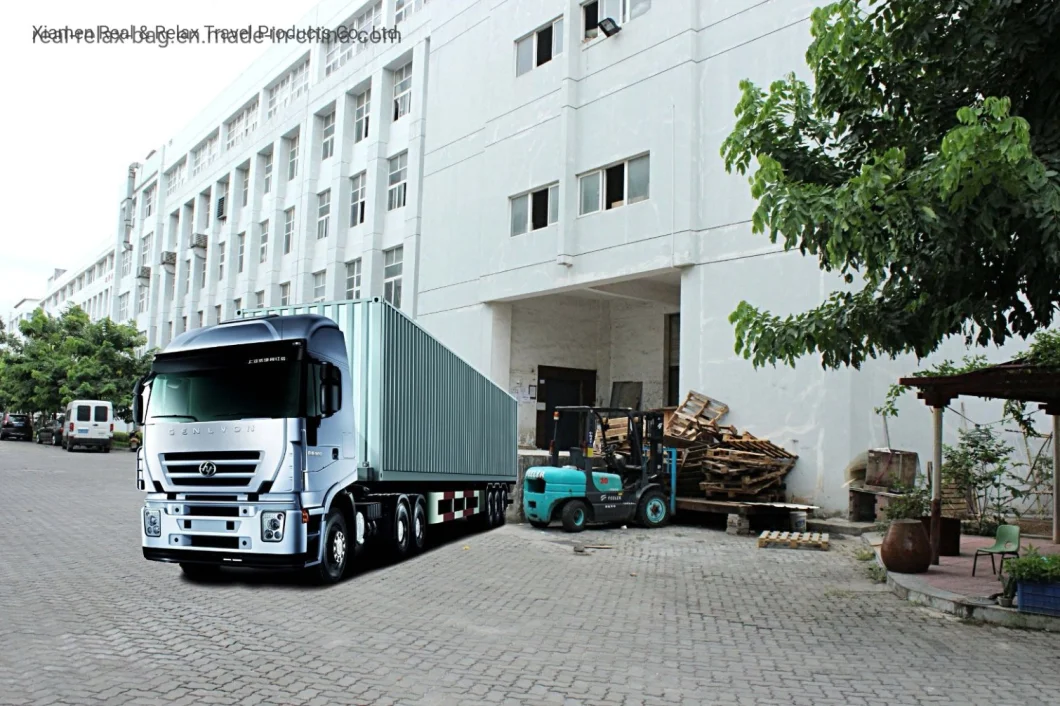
xmin=2 ymin=441 xmax=1059 ymax=706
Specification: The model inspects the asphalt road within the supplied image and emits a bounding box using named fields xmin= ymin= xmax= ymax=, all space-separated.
xmin=1 ymin=440 xmax=1059 ymax=706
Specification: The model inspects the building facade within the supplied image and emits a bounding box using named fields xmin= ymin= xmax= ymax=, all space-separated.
xmin=38 ymin=0 xmax=1032 ymax=513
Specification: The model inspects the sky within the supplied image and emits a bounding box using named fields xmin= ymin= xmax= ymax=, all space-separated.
xmin=1 ymin=0 xmax=321 ymax=317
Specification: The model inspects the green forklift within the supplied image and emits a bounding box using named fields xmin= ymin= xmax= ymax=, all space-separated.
xmin=522 ymin=406 xmax=671 ymax=532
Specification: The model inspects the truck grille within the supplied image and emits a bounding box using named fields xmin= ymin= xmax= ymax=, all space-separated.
xmin=161 ymin=451 xmax=261 ymax=488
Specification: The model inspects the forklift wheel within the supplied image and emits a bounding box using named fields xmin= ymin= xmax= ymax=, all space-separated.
xmin=636 ymin=489 xmax=670 ymax=528
xmin=561 ymin=500 xmax=589 ymax=533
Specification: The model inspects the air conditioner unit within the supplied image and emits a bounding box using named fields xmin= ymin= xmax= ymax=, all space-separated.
xmin=160 ymin=251 xmax=177 ymax=267
xmin=137 ymin=266 xmax=151 ymax=280
xmin=216 ymin=196 xmax=227 ymax=220
xmin=121 ymin=241 xmax=134 ymax=252
xmin=191 ymin=234 xmax=208 ymax=249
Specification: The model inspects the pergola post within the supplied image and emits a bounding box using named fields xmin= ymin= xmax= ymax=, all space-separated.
xmin=931 ymin=406 xmax=944 ymax=565
xmin=1054 ymin=414 xmax=1059 ymax=545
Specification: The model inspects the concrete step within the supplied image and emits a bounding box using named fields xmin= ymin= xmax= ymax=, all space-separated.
xmin=806 ymin=518 xmax=876 ymax=537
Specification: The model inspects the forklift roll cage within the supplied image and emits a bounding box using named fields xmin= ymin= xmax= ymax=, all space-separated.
xmin=547 ymin=406 xmax=665 ymax=488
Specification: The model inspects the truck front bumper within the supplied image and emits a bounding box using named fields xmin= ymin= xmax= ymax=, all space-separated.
xmin=141 ymin=496 xmax=318 ymax=569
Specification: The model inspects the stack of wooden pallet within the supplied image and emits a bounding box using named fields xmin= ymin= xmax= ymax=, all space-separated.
xmin=663 ymin=391 xmax=798 ymax=502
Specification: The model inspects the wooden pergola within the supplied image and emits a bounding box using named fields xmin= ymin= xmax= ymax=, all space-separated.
xmin=899 ymin=361 xmax=1060 ymax=561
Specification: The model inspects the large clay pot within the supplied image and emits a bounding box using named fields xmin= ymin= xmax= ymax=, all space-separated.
xmin=880 ymin=519 xmax=932 ymax=574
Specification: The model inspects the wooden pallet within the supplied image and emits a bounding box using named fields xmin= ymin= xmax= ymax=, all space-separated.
xmin=757 ymin=531 xmax=830 ymax=550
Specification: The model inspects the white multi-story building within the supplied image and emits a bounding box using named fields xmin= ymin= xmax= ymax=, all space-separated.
xmin=5 ymin=298 xmax=42 ymax=335
xmin=39 ymin=246 xmax=118 ymax=324
xmin=38 ymin=0 xmax=1033 ymax=513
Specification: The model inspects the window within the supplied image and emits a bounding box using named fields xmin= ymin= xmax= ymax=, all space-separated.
xmin=197 ymin=311 xmax=204 ymax=328
xmin=218 ymin=242 xmax=225 ymax=280
xmin=511 ymin=184 xmax=559 ymax=235
xmin=353 ymin=89 xmax=370 ymax=142
xmin=354 ymin=2 xmax=382 ymax=54
xmin=312 ymin=271 xmax=326 ymax=302
xmin=166 ymin=162 xmax=186 ymax=197
xmin=383 ymin=247 xmax=403 ymax=308
xmin=260 ymin=220 xmax=270 ymax=262
xmin=516 ymin=17 xmax=563 ymax=76
xmin=280 ymin=282 xmax=291 ymax=306
xmin=143 ymin=185 xmax=155 ymax=218
xmin=263 ymin=152 xmax=273 ymax=194
xmin=121 ymin=249 xmax=132 ymax=277
xmin=317 ymin=190 xmax=331 ymax=239
xmin=234 ymin=297 xmax=242 ymax=313
xmin=255 ymin=290 xmax=265 ymax=308
xmin=267 ymin=59 xmax=310 ymax=119
xmin=583 ymin=0 xmax=650 ymax=39
xmin=191 ymin=135 xmax=219 ymax=176
xmin=395 ymin=0 xmax=427 ymax=24
xmin=118 ymin=293 xmax=129 ymax=321
xmin=283 ymin=208 xmax=295 ymax=254
xmin=184 ymin=260 xmax=191 ymax=295
xmin=137 ymin=285 xmax=148 ymax=314
xmin=240 ymin=169 xmax=249 ymax=207
xmin=349 ymin=172 xmax=367 ymax=226
xmin=94 ymin=405 xmax=109 ymax=423
xmin=393 ymin=63 xmax=412 ymax=121
xmin=139 ymin=234 xmax=152 ymax=268
xmin=345 ymin=259 xmax=362 ymax=299
xmin=320 ymin=113 xmax=335 ymax=160
xmin=324 ymin=0 xmax=381 ymax=70
xmin=388 ymin=152 xmax=408 ymax=211
xmin=578 ymin=154 xmax=650 ymax=215
xmin=182 ymin=316 xmax=187 ymax=332
xmin=237 ymin=232 xmax=245 ymax=272
xmin=225 ymin=100 xmax=259 ymax=151
xmin=288 ymin=135 xmax=299 ymax=180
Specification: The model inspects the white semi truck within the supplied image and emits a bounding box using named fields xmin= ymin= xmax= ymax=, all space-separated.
xmin=135 ymin=299 xmax=517 ymax=584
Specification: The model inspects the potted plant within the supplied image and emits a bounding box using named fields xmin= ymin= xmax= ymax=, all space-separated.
xmin=1006 ymin=547 xmax=1060 ymax=617
xmin=998 ymin=571 xmax=1017 ymax=608
xmin=879 ymin=483 xmax=932 ymax=573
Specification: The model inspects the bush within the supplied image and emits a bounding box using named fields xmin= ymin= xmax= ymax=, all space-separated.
xmin=112 ymin=431 xmax=129 ymax=443
xmin=884 ymin=482 xmax=929 ymax=521
xmin=1007 ymin=546 xmax=1060 ymax=584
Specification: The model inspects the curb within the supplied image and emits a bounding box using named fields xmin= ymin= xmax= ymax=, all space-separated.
xmin=860 ymin=534 xmax=1060 ymax=633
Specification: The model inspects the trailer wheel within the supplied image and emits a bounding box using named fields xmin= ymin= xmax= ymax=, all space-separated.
xmin=561 ymin=500 xmax=589 ymax=533
xmin=410 ymin=497 xmax=426 ymax=553
xmin=486 ymin=489 xmax=500 ymax=528
xmin=498 ymin=488 xmax=508 ymax=526
xmin=636 ymin=489 xmax=670 ymax=528
xmin=309 ymin=508 xmax=349 ymax=585
xmin=390 ymin=499 xmax=411 ymax=559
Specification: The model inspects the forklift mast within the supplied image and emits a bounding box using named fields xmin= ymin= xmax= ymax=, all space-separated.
xmin=549 ymin=406 xmax=665 ymax=483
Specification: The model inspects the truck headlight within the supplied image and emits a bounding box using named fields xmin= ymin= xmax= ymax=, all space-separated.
xmin=143 ymin=509 xmax=161 ymax=537
xmin=261 ymin=511 xmax=285 ymax=542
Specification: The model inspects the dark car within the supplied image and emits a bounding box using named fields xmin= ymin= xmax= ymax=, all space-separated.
xmin=36 ymin=418 xmax=64 ymax=446
xmin=1 ymin=413 xmax=33 ymax=441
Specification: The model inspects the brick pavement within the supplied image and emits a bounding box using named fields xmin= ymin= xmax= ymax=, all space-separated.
xmin=1 ymin=441 xmax=1059 ymax=706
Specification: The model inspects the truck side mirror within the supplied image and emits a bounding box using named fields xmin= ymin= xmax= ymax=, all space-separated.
xmin=321 ymin=364 xmax=342 ymax=417
xmin=132 ymin=377 xmax=145 ymax=426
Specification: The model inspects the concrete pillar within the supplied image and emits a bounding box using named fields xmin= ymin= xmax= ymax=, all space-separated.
xmin=930 ymin=406 xmax=944 ymax=565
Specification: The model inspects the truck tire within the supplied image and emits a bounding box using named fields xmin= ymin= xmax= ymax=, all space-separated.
xmin=498 ymin=488 xmax=508 ymax=526
xmin=180 ymin=563 xmax=221 ymax=581
xmin=410 ymin=497 xmax=426 ymax=553
xmin=310 ymin=508 xmax=350 ymax=585
xmin=389 ymin=499 xmax=411 ymax=559
xmin=561 ymin=500 xmax=589 ymax=533
xmin=636 ymin=489 xmax=670 ymax=528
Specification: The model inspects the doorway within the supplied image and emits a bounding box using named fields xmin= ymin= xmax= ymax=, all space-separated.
xmin=535 ymin=365 xmax=597 ymax=450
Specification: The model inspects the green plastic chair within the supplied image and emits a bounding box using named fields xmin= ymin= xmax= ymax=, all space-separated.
xmin=972 ymin=524 xmax=1021 ymax=577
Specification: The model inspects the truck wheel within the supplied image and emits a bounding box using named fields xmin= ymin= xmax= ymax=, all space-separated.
xmin=636 ymin=489 xmax=670 ymax=528
xmin=180 ymin=563 xmax=221 ymax=581
xmin=498 ymin=488 xmax=508 ymax=526
xmin=410 ymin=497 xmax=426 ymax=553
xmin=310 ymin=508 xmax=349 ymax=585
xmin=561 ymin=500 xmax=589 ymax=533
xmin=390 ymin=499 xmax=411 ymax=559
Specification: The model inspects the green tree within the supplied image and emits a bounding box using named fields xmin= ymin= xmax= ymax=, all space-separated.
xmin=721 ymin=0 xmax=1060 ymax=370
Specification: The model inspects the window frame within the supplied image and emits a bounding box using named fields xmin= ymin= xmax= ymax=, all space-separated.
xmin=283 ymin=208 xmax=295 ymax=254
xmin=317 ymin=189 xmax=331 ymax=239
xmin=320 ymin=112 xmax=335 ymax=160
xmin=383 ymin=246 xmax=403 ymax=308
xmin=237 ymin=232 xmax=246 ymax=273
xmin=577 ymin=153 xmax=650 ymax=216
xmin=280 ymin=282 xmax=291 ymax=306
xmin=510 ymin=183 xmax=560 ymax=236
xmin=312 ymin=270 xmax=327 ymax=302
xmin=259 ymin=220 xmax=270 ymax=263
xmin=387 ymin=152 xmax=408 ymax=211
xmin=516 ymin=17 xmax=564 ymax=76
xmin=354 ymin=89 xmax=371 ymax=142
xmin=288 ymin=135 xmax=299 ymax=180
xmin=349 ymin=172 xmax=367 ymax=226
xmin=345 ymin=259 xmax=362 ymax=299
xmin=262 ymin=152 xmax=273 ymax=194
xmin=393 ymin=63 xmax=413 ymax=121
xmin=217 ymin=241 xmax=225 ymax=280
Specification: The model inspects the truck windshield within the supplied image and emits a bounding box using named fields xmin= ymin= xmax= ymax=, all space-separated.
xmin=146 ymin=358 xmax=303 ymax=423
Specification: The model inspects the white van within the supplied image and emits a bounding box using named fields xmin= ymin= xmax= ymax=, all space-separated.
xmin=64 ymin=400 xmax=114 ymax=453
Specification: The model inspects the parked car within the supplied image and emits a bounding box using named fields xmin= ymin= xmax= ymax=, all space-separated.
xmin=63 ymin=400 xmax=114 ymax=452
xmin=1 ymin=413 xmax=33 ymax=441
xmin=36 ymin=418 xmax=64 ymax=446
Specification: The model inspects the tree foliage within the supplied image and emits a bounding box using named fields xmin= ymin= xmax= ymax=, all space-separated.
xmin=721 ymin=0 xmax=1060 ymax=370
xmin=0 ymin=307 xmax=153 ymax=423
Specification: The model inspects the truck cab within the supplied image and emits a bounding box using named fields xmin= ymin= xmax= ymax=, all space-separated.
xmin=136 ymin=314 xmax=348 ymax=581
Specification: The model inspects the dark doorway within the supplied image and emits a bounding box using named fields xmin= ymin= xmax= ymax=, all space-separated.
xmin=535 ymin=365 xmax=597 ymax=450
